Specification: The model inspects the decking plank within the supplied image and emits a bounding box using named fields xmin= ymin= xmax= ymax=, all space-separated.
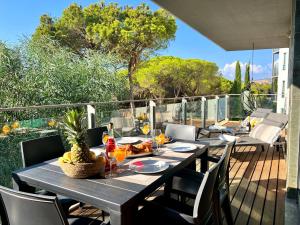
xmin=234 ymin=146 xmax=266 ymax=225
xmin=274 ymin=149 xmax=286 ymax=225
xmin=230 ymin=146 xmax=261 ymax=222
xmin=261 ymin=148 xmax=279 ymax=225
xmin=247 ymin=145 xmax=274 ymax=225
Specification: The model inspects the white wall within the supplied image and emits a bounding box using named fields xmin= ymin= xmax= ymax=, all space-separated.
xmin=276 ymin=48 xmax=290 ymax=114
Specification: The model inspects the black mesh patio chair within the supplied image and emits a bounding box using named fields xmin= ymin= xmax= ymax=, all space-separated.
xmin=87 ymin=126 xmax=108 ymax=147
xmin=164 ymin=142 xmax=235 ymax=225
xmin=0 ymin=185 xmax=103 ymax=225
xmin=20 ymin=135 xmax=78 ymax=213
xmin=135 ymin=149 xmax=224 ymax=225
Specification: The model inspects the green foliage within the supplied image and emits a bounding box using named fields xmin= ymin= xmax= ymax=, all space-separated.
xmin=32 ymin=2 xmax=177 ymax=108
xmin=220 ymin=77 xmax=233 ymax=94
xmin=0 ymin=38 xmax=127 ymax=108
xmin=244 ymin=63 xmax=251 ymax=90
xmin=251 ymin=82 xmax=272 ymax=94
xmin=133 ymin=56 xmax=223 ymax=98
xmin=231 ymin=61 xmax=242 ymax=94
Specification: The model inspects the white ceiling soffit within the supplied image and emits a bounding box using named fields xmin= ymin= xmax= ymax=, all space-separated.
xmin=152 ymin=0 xmax=292 ymax=50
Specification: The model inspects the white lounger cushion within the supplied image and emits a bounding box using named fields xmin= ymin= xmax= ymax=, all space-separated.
xmin=218 ymin=134 xmax=241 ymax=142
xmin=249 ymin=123 xmax=281 ymax=145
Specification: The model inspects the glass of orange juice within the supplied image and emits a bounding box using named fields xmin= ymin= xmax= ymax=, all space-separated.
xmin=113 ymin=146 xmax=127 ymax=173
xmin=141 ymin=122 xmax=150 ymax=139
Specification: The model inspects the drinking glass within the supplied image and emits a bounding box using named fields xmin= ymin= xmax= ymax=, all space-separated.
xmin=152 ymin=129 xmax=162 ymax=155
xmin=141 ymin=122 xmax=150 ymax=139
xmin=112 ymin=147 xmax=127 ymax=175
xmin=102 ymin=131 xmax=109 ymax=145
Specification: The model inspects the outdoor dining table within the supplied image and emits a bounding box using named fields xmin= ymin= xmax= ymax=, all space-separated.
xmin=12 ymin=137 xmax=209 ymax=225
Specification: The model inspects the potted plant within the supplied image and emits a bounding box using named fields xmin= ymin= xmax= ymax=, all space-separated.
xmin=58 ymin=109 xmax=105 ymax=178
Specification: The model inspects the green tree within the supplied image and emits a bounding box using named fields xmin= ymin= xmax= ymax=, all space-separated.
xmin=220 ymin=76 xmax=233 ymax=93
xmin=231 ymin=61 xmax=242 ymax=94
xmin=0 ymin=38 xmax=127 ymax=108
xmin=32 ymin=2 xmax=177 ymax=114
xmin=133 ymin=56 xmax=221 ymax=98
xmin=244 ymin=63 xmax=251 ymax=90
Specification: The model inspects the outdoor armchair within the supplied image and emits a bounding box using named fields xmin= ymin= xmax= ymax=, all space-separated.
xmin=164 ymin=142 xmax=235 ymax=225
xmin=0 ymin=185 xmax=103 ymax=225
xmin=19 ymin=135 xmax=78 ymax=214
xmin=135 ymin=149 xmax=224 ymax=225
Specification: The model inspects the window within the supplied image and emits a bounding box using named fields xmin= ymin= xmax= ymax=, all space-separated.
xmin=283 ymin=52 xmax=287 ymax=70
xmin=281 ymin=80 xmax=285 ymax=98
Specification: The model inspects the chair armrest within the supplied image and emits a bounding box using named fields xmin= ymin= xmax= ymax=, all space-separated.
xmin=206 ymin=155 xmax=219 ymax=163
xmin=174 ymin=168 xmax=204 ymax=182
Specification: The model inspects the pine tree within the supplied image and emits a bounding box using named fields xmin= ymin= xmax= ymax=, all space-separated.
xmin=231 ymin=61 xmax=242 ymax=94
xmin=244 ymin=63 xmax=251 ymax=90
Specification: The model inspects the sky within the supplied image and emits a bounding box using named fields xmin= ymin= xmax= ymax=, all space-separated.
xmin=0 ymin=0 xmax=273 ymax=80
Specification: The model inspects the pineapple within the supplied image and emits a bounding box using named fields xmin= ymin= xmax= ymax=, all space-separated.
xmin=62 ymin=109 xmax=91 ymax=163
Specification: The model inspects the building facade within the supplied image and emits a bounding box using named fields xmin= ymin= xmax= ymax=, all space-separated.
xmin=272 ymin=48 xmax=289 ymax=114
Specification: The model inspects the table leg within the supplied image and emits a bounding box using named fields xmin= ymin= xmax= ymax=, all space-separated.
xmin=12 ymin=173 xmax=34 ymax=193
xmin=109 ymin=206 xmax=137 ymax=225
xmin=200 ymin=148 xmax=209 ymax=173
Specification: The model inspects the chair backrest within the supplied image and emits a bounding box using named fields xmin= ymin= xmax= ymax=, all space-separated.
xmin=87 ymin=126 xmax=108 ymax=147
xmin=0 ymin=185 xmax=68 ymax=225
xmin=193 ymin=152 xmax=224 ymax=224
xmin=218 ymin=142 xmax=235 ymax=189
xmin=20 ymin=135 xmax=65 ymax=168
xmin=264 ymin=112 xmax=288 ymax=128
xmin=165 ymin=123 xmax=196 ymax=141
xmin=110 ymin=117 xmax=134 ymax=129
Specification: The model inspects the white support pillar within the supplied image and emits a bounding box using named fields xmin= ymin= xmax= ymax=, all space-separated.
xmin=215 ymin=96 xmax=220 ymax=123
xmin=225 ymin=95 xmax=230 ymax=120
xmin=181 ymin=98 xmax=187 ymax=125
xmin=201 ymin=97 xmax=207 ymax=128
xmin=149 ymin=101 xmax=156 ymax=136
xmin=87 ymin=105 xmax=96 ymax=129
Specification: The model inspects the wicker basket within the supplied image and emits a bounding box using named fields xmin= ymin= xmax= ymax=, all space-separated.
xmin=59 ymin=160 xmax=104 ymax=179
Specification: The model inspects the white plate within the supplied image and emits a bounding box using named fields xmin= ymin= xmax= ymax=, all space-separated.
xmin=130 ymin=160 xmax=169 ymax=174
xmin=168 ymin=143 xmax=197 ymax=152
xmin=116 ymin=137 xmax=140 ymax=145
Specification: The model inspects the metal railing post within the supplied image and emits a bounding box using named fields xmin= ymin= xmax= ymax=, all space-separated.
xmin=149 ymin=100 xmax=156 ymax=136
xmin=215 ymin=96 xmax=219 ymax=123
xmin=201 ymin=97 xmax=207 ymax=128
xmin=87 ymin=105 xmax=96 ymax=129
xmin=181 ymin=98 xmax=187 ymax=125
xmin=225 ymin=95 xmax=230 ymax=120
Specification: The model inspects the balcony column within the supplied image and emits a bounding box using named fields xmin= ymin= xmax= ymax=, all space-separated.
xmin=215 ymin=96 xmax=220 ymax=123
xmin=201 ymin=97 xmax=207 ymax=128
xmin=225 ymin=95 xmax=230 ymax=120
xmin=181 ymin=98 xmax=187 ymax=125
xmin=87 ymin=105 xmax=96 ymax=129
xmin=149 ymin=100 xmax=156 ymax=136
xmin=286 ymin=0 xmax=300 ymax=203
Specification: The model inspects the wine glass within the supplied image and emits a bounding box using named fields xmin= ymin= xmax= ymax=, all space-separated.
xmin=152 ymin=129 xmax=162 ymax=155
xmin=141 ymin=122 xmax=150 ymax=139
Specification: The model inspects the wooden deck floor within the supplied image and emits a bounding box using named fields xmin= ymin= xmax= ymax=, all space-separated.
xmin=70 ymin=145 xmax=286 ymax=225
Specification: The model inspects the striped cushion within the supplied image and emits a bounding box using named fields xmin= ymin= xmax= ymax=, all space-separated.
xmin=249 ymin=123 xmax=281 ymax=145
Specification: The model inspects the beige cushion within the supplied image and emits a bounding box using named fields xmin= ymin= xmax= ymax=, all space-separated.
xmin=249 ymin=123 xmax=281 ymax=145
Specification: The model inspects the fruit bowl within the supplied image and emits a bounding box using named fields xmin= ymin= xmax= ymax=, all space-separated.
xmin=59 ymin=159 xmax=104 ymax=179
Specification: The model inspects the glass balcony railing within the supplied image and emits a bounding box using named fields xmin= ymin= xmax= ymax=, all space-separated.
xmin=0 ymin=94 xmax=276 ymax=188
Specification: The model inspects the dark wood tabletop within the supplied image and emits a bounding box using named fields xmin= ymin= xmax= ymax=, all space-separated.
xmin=12 ymin=139 xmax=208 ymax=225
